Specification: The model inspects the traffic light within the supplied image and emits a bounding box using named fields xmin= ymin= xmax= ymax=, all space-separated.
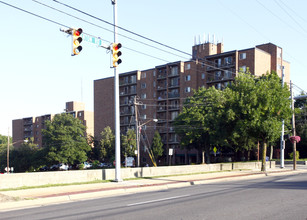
xmin=112 ymin=43 xmax=122 ymax=67
xmin=72 ymin=28 xmax=83 ymax=56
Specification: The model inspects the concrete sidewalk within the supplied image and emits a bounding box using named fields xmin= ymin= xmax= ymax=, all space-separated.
xmin=0 ymin=167 xmax=305 ymax=212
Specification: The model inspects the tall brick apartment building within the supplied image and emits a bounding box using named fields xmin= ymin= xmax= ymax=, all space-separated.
xmin=13 ymin=101 xmax=94 ymax=148
xmin=94 ymin=41 xmax=290 ymax=165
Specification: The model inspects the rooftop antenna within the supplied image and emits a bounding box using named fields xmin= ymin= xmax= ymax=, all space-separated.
xmin=194 ymin=35 xmax=196 ymax=45
xmin=208 ymin=33 xmax=210 ymax=44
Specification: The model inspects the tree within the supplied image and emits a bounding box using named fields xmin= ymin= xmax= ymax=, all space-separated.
xmin=10 ymin=139 xmax=39 ymax=172
xmin=42 ymin=113 xmax=91 ymax=166
xmin=229 ymin=73 xmax=292 ymax=171
xmin=98 ymin=126 xmax=115 ymax=162
xmin=151 ymin=131 xmax=164 ymax=162
xmin=121 ymin=129 xmax=136 ymax=157
xmin=174 ymin=87 xmax=226 ymax=164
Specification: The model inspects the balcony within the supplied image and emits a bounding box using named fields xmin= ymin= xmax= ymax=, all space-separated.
xmin=169 ymin=105 xmax=180 ymax=111
xmin=157 ymin=106 xmax=167 ymax=112
xmin=169 ymin=82 xmax=179 ymax=89
xmin=168 ymin=93 xmax=180 ymax=99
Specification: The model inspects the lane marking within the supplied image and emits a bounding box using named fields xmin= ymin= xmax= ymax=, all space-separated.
xmin=127 ymin=194 xmax=191 ymax=207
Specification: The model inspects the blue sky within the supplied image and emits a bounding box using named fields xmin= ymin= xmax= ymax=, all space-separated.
xmin=1 ymin=0 xmax=307 ymax=136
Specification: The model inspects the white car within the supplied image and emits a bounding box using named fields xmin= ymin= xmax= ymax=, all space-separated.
xmin=59 ymin=163 xmax=69 ymax=171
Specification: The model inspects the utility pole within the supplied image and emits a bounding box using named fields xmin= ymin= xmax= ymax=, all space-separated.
xmin=7 ymin=128 xmax=10 ymax=174
xmin=112 ymin=0 xmax=122 ymax=182
xmin=280 ymin=66 xmax=285 ymax=168
xmin=290 ymin=81 xmax=297 ymax=170
xmin=134 ymin=96 xmax=140 ymax=167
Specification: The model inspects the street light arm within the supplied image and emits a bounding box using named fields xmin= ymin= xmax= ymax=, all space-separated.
xmin=139 ymin=119 xmax=158 ymax=127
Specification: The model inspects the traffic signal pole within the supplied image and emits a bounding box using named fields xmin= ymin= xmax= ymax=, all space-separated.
xmin=280 ymin=66 xmax=285 ymax=168
xmin=112 ymin=0 xmax=122 ymax=182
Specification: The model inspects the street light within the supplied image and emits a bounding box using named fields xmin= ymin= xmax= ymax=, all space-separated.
xmin=136 ymin=119 xmax=158 ymax=167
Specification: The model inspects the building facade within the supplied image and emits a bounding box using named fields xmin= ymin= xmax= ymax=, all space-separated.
xmin=12 ymin=101 xmax=94 ymax=148
xmin=94 ymin=42 xmax=290 ymax=165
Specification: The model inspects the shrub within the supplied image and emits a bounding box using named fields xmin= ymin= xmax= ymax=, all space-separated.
xmin=289 ymin=151 xmax=300 ymax=161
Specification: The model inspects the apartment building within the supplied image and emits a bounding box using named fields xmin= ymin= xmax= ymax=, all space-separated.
xmin=94 ymin=41 xmax=290 ymax=165
xmin=12 ymin=101 xmax=94 ymax=148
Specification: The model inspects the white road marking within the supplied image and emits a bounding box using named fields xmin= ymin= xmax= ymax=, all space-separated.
xmin=127 ymin=194 xmax=191 ymax=207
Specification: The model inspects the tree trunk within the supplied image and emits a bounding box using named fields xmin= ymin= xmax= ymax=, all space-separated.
xmin=261 ymin=141 xmax=267 ymax=172
xmin=269 ymin=145 xmax=273 ymax=160
xmin=202 ymin=150 xmax=205 ymax=164
xmin=205 ymin=145 xmax=210 ymax=164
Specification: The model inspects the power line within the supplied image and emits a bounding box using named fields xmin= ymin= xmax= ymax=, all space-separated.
xmin=52 ymin=0 xmax=192 ymax=57
xmin=0 ymin=1 xmax=110 ymax=46
xmin=256 ymin=0 xmax=307 ymax=38
xmin=274 ymin=0 xmax=307 ymax=35
xmin=32 ymin=0 xmax=190 ymax=61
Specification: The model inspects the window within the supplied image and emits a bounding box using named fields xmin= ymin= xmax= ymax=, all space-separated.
xmin=240 ymin=66 xmax=247 ymax=72
xmin=239 ymin=53 xmax=246 ymax=60
xmin=201 ymin=73 xmax=205 ymax=79
xmin=142 ymin=104 xmax=147 ymax=110
xmin=185 ymin=87 xmax=191 ymax=93
xmin=215 ymin=71 xmax=222 ymax=80
xmin=141 ymin=72 xmax=146 ymax=78
xmin=171 ymin=66 xmax=178 ymax=75
xmin=153 ymin=70 xmax=156 ymax=76
xmin=153 ymin=81 xmax=156 ymax=87
xmin=185 ymin=75 xmax=191 ymax=81
xmin=141 ymin=93 xmax=146 ymax=99
xmin=224 ymin=70 xmax=232 ymax=79
xmin=185 ymin=63 xmax=191 ymax=70
xmin=142 ymin=114 xmax=147 ymax=120
xmin=277 ymin=47 xmax=282 ymax=58
xmin=215 ymin=58 xmax=221 ymax=67
xmin=171 ymin=111 xmax=179 ymax=120
xmin=224 ymin=57 xmax=232 ymax=65
xmin=141 ymin=83 xmax=146 ymax=89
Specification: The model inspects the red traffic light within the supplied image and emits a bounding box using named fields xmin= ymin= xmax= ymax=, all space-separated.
xmin=114 ymin=43 xmax=122 ymax=51
xmin=74 ymin=28 xmax=83 ymax=37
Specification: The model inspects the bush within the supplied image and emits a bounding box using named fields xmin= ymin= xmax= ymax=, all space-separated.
xmin=289 ymin=151 xmax=300 ymax=161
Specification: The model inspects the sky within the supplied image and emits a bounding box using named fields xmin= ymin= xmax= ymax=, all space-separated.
xmin=0 ymin=0 xmax=307 ymax=136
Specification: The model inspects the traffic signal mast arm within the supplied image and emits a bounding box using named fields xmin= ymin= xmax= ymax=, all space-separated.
xmin=60 ymin=27 xmax=111 ymax=55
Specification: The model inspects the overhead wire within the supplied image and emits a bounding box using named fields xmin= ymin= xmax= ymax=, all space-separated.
xmin=273 ymin=0 xmax=307 ymax=35
xmin=51 ymin=0 xmax=192 ymax=57
xmin=33 ymin=0 xmax=190 ymax=61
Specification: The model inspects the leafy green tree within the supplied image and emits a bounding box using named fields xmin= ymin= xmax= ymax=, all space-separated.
xmin=151 ymin=131 xmax=164 ymax=162
xmin=42 ymin=113 xmax=91 ymax=166
xmin=121 ymin=129 xmax=136 ymax=157
xmin=229 ymin=73 xmax=291 ymax=171
xmin=98 ymin=126 xmax=115 ymax=162
xmin=295 ymin=94 xmax=307 ymax=158
xmin=174 ymin=87 xmax=226 ymax=163
xmin=10 ymin=139 xmax=39 ymax=172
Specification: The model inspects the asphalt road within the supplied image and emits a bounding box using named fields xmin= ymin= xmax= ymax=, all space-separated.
xmin=1 ymin=172 xmax=307 ymax=220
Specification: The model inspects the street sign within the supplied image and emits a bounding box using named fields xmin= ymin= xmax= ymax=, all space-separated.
xmin=81 ymin=33 xmax=110 ymax=49
xmin=213 ymin=147 xmax=217 ymax=157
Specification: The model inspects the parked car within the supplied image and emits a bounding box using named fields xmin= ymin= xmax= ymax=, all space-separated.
xmin=50 ymin=164 xmax=60 ymax=171
xmin=78 ymin=162 xmax=92 ymax=169
xmin=59 ymin=163 xmax=69 ymax=171
xmin=98 ymin=163 xmax=112 ymax=168
xmin=39 ymin=166 xmax=49 ymax=171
